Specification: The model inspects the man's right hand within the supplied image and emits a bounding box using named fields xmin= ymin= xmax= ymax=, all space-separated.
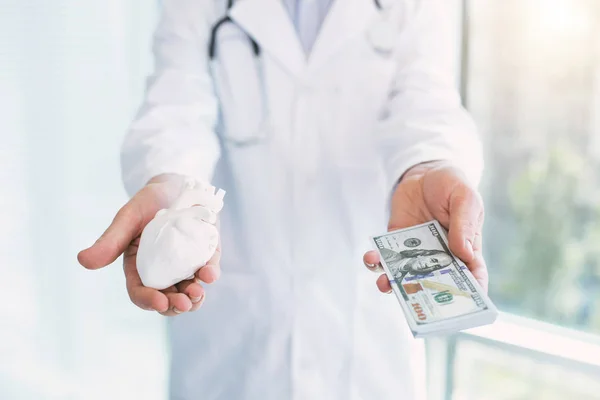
xmin=77 ymin=175 xmax=221 ymax=316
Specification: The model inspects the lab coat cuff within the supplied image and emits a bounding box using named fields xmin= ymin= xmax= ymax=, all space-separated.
xmin=387 ymin=150 xmax=483 ymax=195
xmin=122 ymin=163 xmax=215 ymax=198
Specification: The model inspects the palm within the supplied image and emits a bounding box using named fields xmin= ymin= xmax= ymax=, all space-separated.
xmin=122 ymin=238 xmax=184 ymax=312
xmin=365 ymin=164 xmax=488 ymax=292
xmin=389 ymin=166 xmax=456 ymax=231
xmin=388 ymin=176 xmax=434 ymax=230
xmin=79 ymin=176 xmax=221 ymax=316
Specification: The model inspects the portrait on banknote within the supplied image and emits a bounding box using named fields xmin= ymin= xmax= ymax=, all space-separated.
xmin=372 ymin=221 xmax=498 ymax=335
xmin=379 ymin=247 xmax=453 ymax=282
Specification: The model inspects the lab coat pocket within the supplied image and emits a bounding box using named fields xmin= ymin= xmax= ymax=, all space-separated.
xmin=211 ymin=22 xmax=267 ymax=146
xmin=204 ymin=272 xmax=261 ymax=330
xmin=168 ymin=272 xmax=264 ymax=396
xmin=177 ymin=272 xmax=261 ymax=354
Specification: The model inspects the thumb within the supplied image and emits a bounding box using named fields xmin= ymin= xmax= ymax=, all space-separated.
xmin=447 ymin=186 xmax=484 ymax=263
xmin=78 ymin=199 xmax=146 ymax=270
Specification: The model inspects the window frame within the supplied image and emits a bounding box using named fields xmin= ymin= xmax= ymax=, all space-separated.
xmin=426 ymin=313 xmax=600 ymax=400
xmin=425 ymin=2 xmax=600 ymax=398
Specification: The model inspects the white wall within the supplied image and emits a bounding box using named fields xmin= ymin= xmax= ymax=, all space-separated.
xmin=0 ymin=1 xmax=168 ymax=399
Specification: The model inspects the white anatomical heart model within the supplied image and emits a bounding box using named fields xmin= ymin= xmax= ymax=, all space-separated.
xmin=136 ymin=179 xmax=225 ymax=290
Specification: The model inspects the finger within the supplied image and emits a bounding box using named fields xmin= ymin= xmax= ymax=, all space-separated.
xmin=196 ymin=265 xmax=220 ymax=284
xmin=176 ymin=280 xmax=205 ymax=305
xmin=177 ymin=279 xmax=207 ymax=312
xmin=78 ymin=200 xmax=146 ymax=270
xmin=466 ymin=232 xmax=489 ymax=293
xmin=189 ymin=294 xmax=206 ymax=312
xmin=123 ymin=251 xmax=169 ymax=312
xmin=468 ymin=255 xmax=488 ymax=293
xmin=160 ymin=292 xmax=192 ymax=316
xmin=161 ymin=285 xmax=178 ymax=293
xmin=195 ymin=246 xmax=221 ymax=284
xmin=129 ymin=286 xmax=169 ymax=312
xmin=363 ymin=251 xmax=383 ymax=272
xmin=376 ymin=274 xmax=392 ymax=293
xmin=448 ymin=186 xmax=484 ymax=264
xmin=159 ymin=308 xmax=179 ymax=317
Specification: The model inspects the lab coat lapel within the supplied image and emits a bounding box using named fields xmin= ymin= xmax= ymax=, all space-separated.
xmin=308 ymin=0 xmax=380 ymax=69
xmin=229 ymin=0 xmax=306 ymax=77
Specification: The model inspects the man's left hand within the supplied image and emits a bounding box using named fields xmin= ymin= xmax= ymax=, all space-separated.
xmin=363 ymin=161 xmax=488 ymax=293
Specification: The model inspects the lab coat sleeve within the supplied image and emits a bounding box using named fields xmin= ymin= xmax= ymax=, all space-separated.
xmin=377 ymin=0 xmax=484 ymax=191
xmin=121 ymin=0 xmax=220 ymax=197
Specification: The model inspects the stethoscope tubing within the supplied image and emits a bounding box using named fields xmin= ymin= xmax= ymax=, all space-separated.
xmin=209 ymin=0 xmax=383 ymax=59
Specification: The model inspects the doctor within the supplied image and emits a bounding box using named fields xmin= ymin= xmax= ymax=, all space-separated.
xmin=79 ymin=0 xmax=487 ymax=399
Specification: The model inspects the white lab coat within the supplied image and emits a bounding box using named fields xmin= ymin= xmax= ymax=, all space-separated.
xmin=121 ymin=0 xmax=483 ymax=399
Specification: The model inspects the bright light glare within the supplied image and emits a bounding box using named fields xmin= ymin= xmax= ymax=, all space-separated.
xmin=527 ymin=0 xmax=593 ymax=39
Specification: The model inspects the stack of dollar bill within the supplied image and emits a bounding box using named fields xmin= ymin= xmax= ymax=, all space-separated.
xmin=371 ymin=220 xmax=498 ymax=338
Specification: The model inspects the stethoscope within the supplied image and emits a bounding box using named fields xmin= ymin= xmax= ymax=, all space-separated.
xmin=209 ymin=0 xmax=260 ymax=61
xmin=209 ymin=0 xmax=395 ymax=61
xmin=208 ymin=0 xmax=398 ymax=146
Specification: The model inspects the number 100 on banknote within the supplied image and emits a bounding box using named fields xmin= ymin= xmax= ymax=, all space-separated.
xmin=371 ymin=221 xmax=497 ymax=338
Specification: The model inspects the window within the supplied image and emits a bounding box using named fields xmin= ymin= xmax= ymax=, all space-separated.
xmin=428 ymin=1 xmax=600 ymax=398
xmin=451 ymin=317 xmax=600 ymax=400
xmin=0 ymin=2 xmax=167 ymax=399
xmin=469 ymin=0 xmax=600 ymax=333
xmin=427 ymin=314 xmax=600 ymax=399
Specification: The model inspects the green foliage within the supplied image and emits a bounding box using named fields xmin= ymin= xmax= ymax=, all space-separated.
xmin=501 ymin=142 xmax=600 ymax=329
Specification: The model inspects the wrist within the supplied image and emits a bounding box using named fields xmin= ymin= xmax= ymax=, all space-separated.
xmin=400 ymin=160 xmax=449 ymax=182
xmin=145 ymin=174 xmax=190 ymax=208
xmin=148 ymin=173 xmax=188 ymax=185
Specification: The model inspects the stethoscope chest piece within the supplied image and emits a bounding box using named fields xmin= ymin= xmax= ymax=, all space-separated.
xmin=367 ymin=15 xmax=396 ymax=55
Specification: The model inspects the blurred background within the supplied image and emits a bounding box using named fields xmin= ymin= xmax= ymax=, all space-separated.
xmin=0 ymin=1 xmax=167 ymax=399
xmin=1 ymin=0 xmax=600 ymax=399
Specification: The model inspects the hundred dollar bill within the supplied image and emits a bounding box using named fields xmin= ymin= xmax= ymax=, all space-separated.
xmin=371 ymin=220 xmax=497 ymax=337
